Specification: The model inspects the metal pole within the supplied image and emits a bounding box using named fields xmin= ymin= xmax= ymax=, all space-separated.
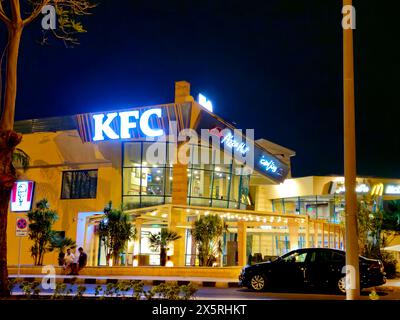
xmin=17 ymin=237 xmax=22 ymax=278
xmin=343 ymin=0 xmax=360 ymax=300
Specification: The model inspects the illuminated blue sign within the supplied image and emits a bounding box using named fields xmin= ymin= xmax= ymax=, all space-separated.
xmin=198 ymin=93 xmax=213 ymax=113
xmin=209 ymin=128 xmax=249 ymax=155
xmin=92 ymin=108 xmax=164 ymax=141
xmin=221 ymin=132 xmax=249 ymax=155
xmin=259 ymin=156 xmax=279 ymax=174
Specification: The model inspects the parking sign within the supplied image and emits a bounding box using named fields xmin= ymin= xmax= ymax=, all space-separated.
xmin=16 ymin=217 xmax=28 ymax=237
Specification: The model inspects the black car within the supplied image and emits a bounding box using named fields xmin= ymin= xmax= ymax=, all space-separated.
xmin=239 ymin=248 xmax=386 ymax=293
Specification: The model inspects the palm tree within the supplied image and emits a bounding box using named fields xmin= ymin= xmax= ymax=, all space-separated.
xmin=12 ymin=148 xmax=30 ymax=171
xmin=148 ymin=229 xmax=181 ymax=266
xmin=191 ymin=215 xmax=228 ymax=266
xmin=50 ymin=234 xmax=77 ymax=266
xmin=27 ymin=199 xmax=58 ymax=266
xmin=97 ymin=202 xmax=136 ymax=266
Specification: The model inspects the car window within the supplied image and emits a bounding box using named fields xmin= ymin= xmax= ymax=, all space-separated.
xmin=282 ymin=252 xmax=307 ymax=263
xmin=331 ymin=252 xmax=345 ymax=264
xmin=317 ymin=251 xmax=332 ymax=263
xmin=309 ymin=251 xmax=345 ymax=264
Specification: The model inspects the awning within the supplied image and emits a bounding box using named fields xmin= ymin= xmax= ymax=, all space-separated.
xmin=382 ymin=245 xmax=400 ymax=252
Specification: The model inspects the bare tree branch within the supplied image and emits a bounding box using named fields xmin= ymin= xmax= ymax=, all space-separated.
xmin=10 ymin=0 xmax=22 ymax=21
xmin=23 ymin=0 xmax=51 ymax=26
xmin=0 ymin=0 xmax=11 ymax=26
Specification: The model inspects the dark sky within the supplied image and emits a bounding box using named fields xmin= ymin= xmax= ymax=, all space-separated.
xmin=1 ymin=0 xmax=400 ymax=178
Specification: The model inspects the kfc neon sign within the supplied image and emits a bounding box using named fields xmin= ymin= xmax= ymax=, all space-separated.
xmin=92 ymin=108 xmax=164 ymax=141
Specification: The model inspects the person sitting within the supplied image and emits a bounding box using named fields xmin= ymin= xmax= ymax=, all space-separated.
xmin=63 ymin=248 xmax=75 ymax=274
xmin=78 ymin=247 xmax=88 ymax=272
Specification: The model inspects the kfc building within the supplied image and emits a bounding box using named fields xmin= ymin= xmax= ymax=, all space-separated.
xmin=8 ymin=81 xmax=344 ymax=271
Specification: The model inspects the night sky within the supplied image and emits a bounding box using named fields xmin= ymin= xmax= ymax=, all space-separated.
xmin=1 ymin=0 xmax=399 ymax=178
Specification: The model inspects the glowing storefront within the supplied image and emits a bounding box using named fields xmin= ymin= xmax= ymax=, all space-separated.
xmin=8 ymin=81 xmax=344 ymax=268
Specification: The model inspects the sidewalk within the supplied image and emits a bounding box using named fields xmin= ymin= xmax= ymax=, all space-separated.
xmin=8 ymin=274 xmax=239 ymax=288
xmin=376 ymin=279 xmax=400 ymax=293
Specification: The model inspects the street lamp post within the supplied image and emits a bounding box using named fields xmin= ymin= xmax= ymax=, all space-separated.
xmin=343 ymin=0 xmax=360 ymax=300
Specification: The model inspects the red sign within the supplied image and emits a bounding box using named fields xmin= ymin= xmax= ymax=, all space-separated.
xmin=10 ymin=181 xmax=35 ymax=212
xmin=16 ymin=218 xmax=28 ymax=237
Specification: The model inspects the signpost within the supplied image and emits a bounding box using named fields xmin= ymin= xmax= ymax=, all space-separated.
xmin=16 ymin=218 xmax=28 ymax=277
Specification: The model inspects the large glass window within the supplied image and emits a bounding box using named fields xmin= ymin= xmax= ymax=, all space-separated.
xmin=123 ymin=141 xmax=251 ymax=210
xmin=123 ymin=142 xmax=172 ymax=209
xmin=272 ymin=195 xmax=345 ymax=224
xmin=61 ymin=170 xmax=97 ymax=199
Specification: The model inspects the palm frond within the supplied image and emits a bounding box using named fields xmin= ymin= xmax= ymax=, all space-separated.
xmin=12 ymin=148 xmax=30 ymax=171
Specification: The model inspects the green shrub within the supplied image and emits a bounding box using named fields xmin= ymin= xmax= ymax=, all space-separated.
xmin=94 ymin=285 xmax=103 ymax=299
xmin=116 ymin=281 xmax=132 ymax=298
xmin=75 ymin=285 xmax=87 ymax=299
xmin=19 ymin=281 xmax=41 ymax=298
xmin=52 ymin=283 xmax=70 ymax=299
xmin=104 ymin=283 xmax=116 ymax=298
xmin=8 ymin=278 xmax=22 ymax=292
xmin=180 ymin=283 xmax=198 ymax=300
xmin=131 ymin=280 xmax=144 ymax=300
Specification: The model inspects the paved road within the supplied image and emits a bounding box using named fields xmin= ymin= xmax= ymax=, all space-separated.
xmin=11 ymin=284 xmax=400 ymax=300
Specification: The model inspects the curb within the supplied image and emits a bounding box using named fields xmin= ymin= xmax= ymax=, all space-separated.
xmin=375 ymin=286 xmax=400 ymax=293
xmin=8 ymin=276 xmax=238 ymax=289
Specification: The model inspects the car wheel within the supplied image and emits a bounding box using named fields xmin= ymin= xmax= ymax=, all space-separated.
xmin=250 ymin=274 xmax=267 ymax=291
xmin=337 ymin=276 xmax=347 ymax=294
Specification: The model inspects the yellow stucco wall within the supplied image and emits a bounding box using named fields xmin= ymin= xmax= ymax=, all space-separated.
xmin=7 ymin=130 xmax=122 ymax=266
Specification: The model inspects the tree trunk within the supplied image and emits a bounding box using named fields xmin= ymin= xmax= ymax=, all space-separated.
xmin=0 ymin=131 xmax=21 ymax=297
xmin=160 ymin=247 xmax=167 ymax=266
xmin=0 ymin=24 xmax=23 ymax=297
xmin=113 ymin=252 xmax=119 ymax=266
xmin=1 ymin=26 xmax=23 ymax=130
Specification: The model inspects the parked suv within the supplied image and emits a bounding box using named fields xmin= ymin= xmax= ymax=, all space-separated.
xmin=239 ymin=248 xmax=386 ymax=293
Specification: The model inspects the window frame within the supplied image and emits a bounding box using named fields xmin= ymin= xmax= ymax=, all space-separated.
xmin=60 ymin=169 xmax=98 ymax=200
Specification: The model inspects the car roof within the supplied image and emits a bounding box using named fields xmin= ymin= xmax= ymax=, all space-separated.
xmin=295 ymin=248 xmax=345 ymax=254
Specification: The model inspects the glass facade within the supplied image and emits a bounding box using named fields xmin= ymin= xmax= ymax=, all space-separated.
xmin=187 ymin=144 xmax=250 ymax=209
xmin=271 ymin=195 xmax=345 ymax=224
xmin=123 ymin=142 xmax=251 ymax=210
xmin=123 ymin=142 xmax=173 ymax=209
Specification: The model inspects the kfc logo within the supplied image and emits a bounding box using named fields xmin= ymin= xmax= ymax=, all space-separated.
xmin=11 ymin=181 xmax=35 ymax=212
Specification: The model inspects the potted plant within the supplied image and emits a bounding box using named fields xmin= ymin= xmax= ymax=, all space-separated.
xmin=148 ymin=229 xmax=181 ymax=266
